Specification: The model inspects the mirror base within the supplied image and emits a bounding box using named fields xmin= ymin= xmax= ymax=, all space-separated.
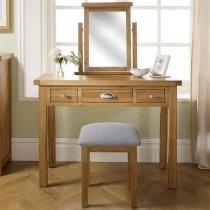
xmin=74 ymin=71 xmax=131 ymax=75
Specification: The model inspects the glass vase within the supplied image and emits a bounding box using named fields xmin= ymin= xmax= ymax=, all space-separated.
xmin=57 ymin=64 xmax=64 ymax=77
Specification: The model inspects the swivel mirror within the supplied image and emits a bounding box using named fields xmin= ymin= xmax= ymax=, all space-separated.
xmin=77 ymin=2 xmax=135 ymax=75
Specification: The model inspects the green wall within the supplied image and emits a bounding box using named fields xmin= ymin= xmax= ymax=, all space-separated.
xmin=0 ymin=3 xmax=191 ymax=140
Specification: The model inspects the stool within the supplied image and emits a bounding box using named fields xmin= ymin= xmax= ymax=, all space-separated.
xmin=79 ymin=122 xmax=141 ymax=208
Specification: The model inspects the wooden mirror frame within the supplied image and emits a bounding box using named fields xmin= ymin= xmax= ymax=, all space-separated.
xmin=0 ymin=0 xmax=11 ymax=30
xmin=77 ymin=2 xmax=133 ymax=75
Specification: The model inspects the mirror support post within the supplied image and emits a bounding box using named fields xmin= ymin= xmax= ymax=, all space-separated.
xmin=126 ymin=8 xmax=131 ymax=71
xmin=132 ymin=22 xmax=137 ymax=68
xmin=78 ymin=23 xmax=83 ymax=72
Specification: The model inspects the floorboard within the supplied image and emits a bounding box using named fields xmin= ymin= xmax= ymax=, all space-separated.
xmin=0 ymin=162 xmax=210 ymax=210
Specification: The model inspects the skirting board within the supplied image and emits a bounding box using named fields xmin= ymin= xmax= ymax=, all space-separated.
xmin=12 ymin=138 xmax=192 ymax=162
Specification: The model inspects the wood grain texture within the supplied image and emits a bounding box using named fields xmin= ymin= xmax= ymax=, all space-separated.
xmin=34 ymin=74 xmax=182 ymax=87
xmin=130 ymin=147 xmax=137 ymax=208
xmin=75 ymin=71 xmax=131 ymax=75
xmin=82 ymin=88 xmax=133 ymax=103
xmin=84 ymin=8 xmax=89 ymax=72
xmin=137 ymin=89 xmax=165 ymax=103
xmin=34 ymin=74 xmax=182 ymax=188
xmin=126 ymin=7 xmax=131 ymax=71
xmin=82 ymin=147 xmax=89 ymax=207
xmin=0 ymin=0 xmax=10 ymax=30
xmin=50 ymin=89 xmax=78 ymax=103
xmin=159 ymin=107 xmax=168 ymax=169
xmin=81 ymin=146 xmax=138 ymax=208
xmin=82 ymin=2 xmax=132 ymax=73
xmin=168 ymin=87 xmax=177 ymax=188
xmin=78 ymin=23 xmax=83 ymax=72
xmin=0 ymin=55 xmax=11 ymax=175
xmin=39 ymin=87 xmax=48 ymax=187
xmin=48 ymin=107 xmax=56 ymax=168
xmin=82 ymin=2 xmax=133 ymax=8
xmin=132 ymin=22 xmax=137 ymax=68
xmin=1 ymin=162 xmax=210 ymax=210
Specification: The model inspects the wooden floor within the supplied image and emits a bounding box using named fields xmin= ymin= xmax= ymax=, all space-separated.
xmin=0 ymin=162 xmax=210 ymax=210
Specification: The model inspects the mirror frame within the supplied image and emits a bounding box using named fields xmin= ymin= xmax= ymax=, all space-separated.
xmin=81 ymin=2 xmax=132 ymax=75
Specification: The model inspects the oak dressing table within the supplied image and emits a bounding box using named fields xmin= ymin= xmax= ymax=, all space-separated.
xmin=35 ymin=1 xmax=181 ymax=189
xmin=34 ymin=73 xmax=182 ymax=189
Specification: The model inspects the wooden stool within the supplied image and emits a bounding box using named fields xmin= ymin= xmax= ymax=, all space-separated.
xmin=79 ymin=122 xmax=141 ymax=208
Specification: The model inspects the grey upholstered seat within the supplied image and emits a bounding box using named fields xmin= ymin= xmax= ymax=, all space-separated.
xmin=79 ymin=122 xmax=141 ymax=147
xmin=79 ymin=122 xmax=141 ymax=207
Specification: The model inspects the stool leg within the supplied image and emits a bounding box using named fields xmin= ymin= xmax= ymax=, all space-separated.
xmin=128 ymin=151 xmax=131 ymax=188
xmin=130 ymin=147 xmax=137 ymax=208
xmin=82 ymin=146 xmax=89 ymax=207
xmin=88 ymin=151 xmax=91 ymax=187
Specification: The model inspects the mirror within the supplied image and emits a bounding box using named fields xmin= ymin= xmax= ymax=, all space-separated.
xmin=78 ymin=2 xmax=133 ymax=74
xmin=89 ymin=11 xmax=126 ymax=67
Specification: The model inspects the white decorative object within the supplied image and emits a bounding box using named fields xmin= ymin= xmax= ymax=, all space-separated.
xmin=151 ymin=55 xmax=171 ymax=76
xmin=130 ymin=68 xmax=150 ymax=77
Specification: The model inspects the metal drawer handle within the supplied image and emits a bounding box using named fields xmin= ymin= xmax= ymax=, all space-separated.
xmin=148 ymin=94 xmax=154 ymax=99
xmin=100 ymin=92 xmax=115 ymax=99
xmin=61 ymin=93 xmax=71 ymax=99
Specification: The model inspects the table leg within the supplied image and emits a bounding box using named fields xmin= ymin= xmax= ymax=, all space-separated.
xmin=168 ymin=87 xmax=177 ymax=189
xmin=39 ymin=87 xmax=48 ymax=187
xmin=159 ymin=107 xmax=168 ymax=169
xmin=48 ymin=106 xmax=56 ymax=168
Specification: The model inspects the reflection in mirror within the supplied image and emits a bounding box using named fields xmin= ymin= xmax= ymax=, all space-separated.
xmin=89 ymin=11 xmax=126 ymax=67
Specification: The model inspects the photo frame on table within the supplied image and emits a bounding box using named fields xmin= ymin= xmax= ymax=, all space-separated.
xmin=151 ymin=55 xmax=171 ymax=76
xmin=0 ymin=0 xmax=10 ymax=30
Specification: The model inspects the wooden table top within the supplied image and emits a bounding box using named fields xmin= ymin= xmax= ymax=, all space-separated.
xmin=34 ymin=73 xmax=182 ymax=87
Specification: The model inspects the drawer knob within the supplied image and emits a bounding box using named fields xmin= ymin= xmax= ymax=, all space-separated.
xmin=61 ymin=93 xmax=67 ymax=98
xmin=149 ymin=94 xmax=153 ymax=99
xmin=61 ymin=93 xmax=71 ymax=99
xmin=100 ymin=92 xmax=115 ymax=99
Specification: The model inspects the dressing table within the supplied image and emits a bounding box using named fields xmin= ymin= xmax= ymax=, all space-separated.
xmin=34 ymin=74 xmax=181 ymax=189
xmin=34 ymin=2 xmax=182 ymax=189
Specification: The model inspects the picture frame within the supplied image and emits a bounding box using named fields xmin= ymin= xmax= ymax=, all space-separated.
xmin=0 ymin=0 xmax=10 ymax=30
xmin=151 ymin=55 xmax=171 ymax=76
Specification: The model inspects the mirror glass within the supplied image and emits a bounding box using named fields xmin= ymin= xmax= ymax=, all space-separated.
xmin=89 ymin=11 xmax=127 ymax=67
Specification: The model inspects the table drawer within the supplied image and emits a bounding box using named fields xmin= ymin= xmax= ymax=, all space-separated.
xmin=82 ymin=89 xmax=133 ymax=103
xmin=137 ymin=89 xmax=165 ymax=103
xmin=50 ymin=89 xmax=78 ymax=103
